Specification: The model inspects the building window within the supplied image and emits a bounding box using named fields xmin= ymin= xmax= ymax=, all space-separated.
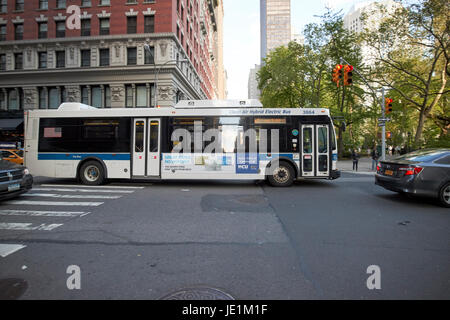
xmin=99 ymin=0 xmax=110 ymax=5
xmin=48 ymin=87 xmax=59 ymax=109
xmin=15 ymin=24 xmax=23 ymax=40
xmin=56 ymin=51 xmax=65 ymax=68
xmin=38 ymin=22 xmax=48 ymax=39
xmin=105 ymin=86 xmax=111 ymax=108
xmin=0 ymin=54 xmax=6 ymax=70
xmin=144 ymin=16 xmax=155 ymax=33
xmin=125 ymin=85 xmax=133 ymax=108
xmin=127 ymin=47 xmax=137 ymax=65
xmin=56 ymin=21 xmax=65 ymax=38
xmin=14 ymin=53 xmax=23 ymax=70
xmin=15 ymin=0 xmax=24 ymax=11
xmin=99 ymin=48 xmax=109 ymax=66
xmin=99 ymin=18 xmax=109 ymax=35
xmin=136 ymin=85 xmax=147 ymax=108
xmin=91 ymin=86 xmax=102 ymax=108
xmin=0 ymin=91 xmax=5 ymax=109
xmin=144 ymin=46 xmax=154 ymax=64
xmin=38 ymin=52 xmax=47 ymax=69
xmin=81 ymin=86 xmax=89 ymax=104
xmin=56 ymin=0 xmax=66 ymax=9
xmin=8 ymin=89 xmax=23 ymax=110
xmin=0 ymin=0 xmax=7 ymax=13
xmin=81 ymin=0 xmax=91 ymax=7
xmin=0 ymin=25 xmax=6 ymax=41
xmin=39 ymin=0 xmax=48 ymax=10
xmin=81 ymin=19 xmax=91 ymax=36
xmin=127 ymin=16 xmax=137 ymax=34
xmin=60 ymin=87 xmax=67 ymax=103
xmin=81 ymin=49 xmax=90 ymax=67
xmin=39 ymin=87 xmax=47 ymax=109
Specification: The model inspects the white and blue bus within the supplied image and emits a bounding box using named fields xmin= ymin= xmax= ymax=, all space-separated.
xmin=24 ymin=100 xmax=340 ymax=187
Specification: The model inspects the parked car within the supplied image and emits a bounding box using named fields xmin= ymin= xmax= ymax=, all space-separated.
xmin=1 ymin=149 xmax=24 ymax=165
xmin=375 ymin=149 xmax=450 ymax=207
xmin=0 ymin=152 xmax=33 ymax=201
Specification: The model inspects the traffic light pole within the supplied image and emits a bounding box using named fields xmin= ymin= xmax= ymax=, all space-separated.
xmin=339 ymin=57 xmax=387 ymax=161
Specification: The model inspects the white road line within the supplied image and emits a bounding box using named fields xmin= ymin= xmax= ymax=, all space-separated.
xmin=0 ymin=223 xmax=63 ymax=231
xmin=0 ymin=244 xmax=27 ymax=258
xmin=0 ymin=209 xmax=90 ymax=218
xmin=32 ymin=187 xmax=134 ymax=193
xmin=2 ymin=200 xmax=103 ymax=206
xmin=22 ymin=193 xmax=122 ymax=199
xmin=40 ymin=184 xmax=144 ymax=189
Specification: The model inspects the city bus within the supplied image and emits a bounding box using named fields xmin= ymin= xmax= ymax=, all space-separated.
xmin=24 ymin=100 xmax=340 ymax=187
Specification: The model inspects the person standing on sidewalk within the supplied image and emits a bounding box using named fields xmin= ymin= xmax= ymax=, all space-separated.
xmin=371 ymin=147 xmax=379 ymax=171
xmin=352 ymin=149 xmax=360 ymax=171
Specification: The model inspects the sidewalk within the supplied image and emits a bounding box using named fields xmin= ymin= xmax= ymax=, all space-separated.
xmin=338 ymin=157 xmax=377 ymax=175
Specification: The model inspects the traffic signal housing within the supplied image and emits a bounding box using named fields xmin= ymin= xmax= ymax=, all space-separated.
xmin=332 ymin=64 xmax=343 ymax=87
xmin=344 ymin=65 xmax=353 ymax=86
xmin=385 ymin=98 xmax=393 ymax=114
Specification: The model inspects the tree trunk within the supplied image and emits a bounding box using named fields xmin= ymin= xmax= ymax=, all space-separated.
xmin=414 ymin=109 xmax=426 ymax=146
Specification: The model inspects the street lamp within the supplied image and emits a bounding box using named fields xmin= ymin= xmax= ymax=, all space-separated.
xmin=144 ymin=44 xmax=189 ymax=108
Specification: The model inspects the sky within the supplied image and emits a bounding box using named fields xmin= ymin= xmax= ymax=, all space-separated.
xmin=223 ymin=0 xmax=372 ymax=99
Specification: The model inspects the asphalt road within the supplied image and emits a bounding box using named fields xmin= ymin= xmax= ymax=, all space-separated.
xmin=0 ymin=172 xmax=448 ymax=299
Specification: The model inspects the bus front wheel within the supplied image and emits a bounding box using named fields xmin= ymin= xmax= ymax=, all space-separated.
xmin=267 ymin=161 xmax=295 ymax=187
xmin=79 ymin=161 xmax=106 ymax=185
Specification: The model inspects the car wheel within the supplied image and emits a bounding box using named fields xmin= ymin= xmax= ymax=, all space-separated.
xmin=438 ymin=182 xmax=450 ymax=208
xmin=267 ymin=161 xmax=295 ymax=187
xmin=79 ymin=161 xmax=105 ymax=186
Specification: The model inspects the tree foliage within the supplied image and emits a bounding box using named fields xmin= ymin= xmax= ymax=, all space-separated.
xmin=257 ymin=0 xmax=449 ymax=155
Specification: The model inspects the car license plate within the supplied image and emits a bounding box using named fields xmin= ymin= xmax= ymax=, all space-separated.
xmin=8 ymin=183 xmax=20 ymax=192
xmin=385 ymin=170 xmax=394 ymax=176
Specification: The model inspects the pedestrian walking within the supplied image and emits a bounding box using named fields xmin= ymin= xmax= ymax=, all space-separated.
xmin=352 ymin=149 xmax=360 ymax=171
xmin=371 ymin=147 xmax=378 ymax=171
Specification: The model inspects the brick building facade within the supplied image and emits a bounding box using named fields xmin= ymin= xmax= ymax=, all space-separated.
xmin=0 ymin=0 xmax=225 ymax=141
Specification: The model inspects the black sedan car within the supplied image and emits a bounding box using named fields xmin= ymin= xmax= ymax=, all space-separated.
xmin=0 ymin=152 xmax=33 ymax=201
xmin=375 ymin=149 xmax=450 ymax=207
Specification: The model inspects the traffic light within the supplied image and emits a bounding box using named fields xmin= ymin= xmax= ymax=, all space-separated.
xmin=332 ymin=64 xmax=343 ymax=87
xmin=386 ymin=132 xmax=392 ymax=139
xmin=344 ymin=65 xmax=353 ymax=86
xmin=385 ymin=98 xmax=393 ymax=114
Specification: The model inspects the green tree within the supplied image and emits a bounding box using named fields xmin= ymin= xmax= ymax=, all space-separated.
xmin=362 ymin=0 xmax=449 ymax=147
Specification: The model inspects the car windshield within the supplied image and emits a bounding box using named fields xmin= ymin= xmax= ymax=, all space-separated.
xmin=394 ymin=150 xmax=447 ymax=162
xmin=16 ymin=150 xmax=24 ymax=157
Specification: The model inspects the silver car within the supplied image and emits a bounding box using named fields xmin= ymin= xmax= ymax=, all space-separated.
xmin=375 ymin=149 xmax=450 ymax=207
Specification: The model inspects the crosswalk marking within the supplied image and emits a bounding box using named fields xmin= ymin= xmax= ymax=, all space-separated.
xmin=2 ymin=200 xmax=104 ymax=206
xmin=0 ymin=223 xmax=63 ymax=231
xmin=22 ymin=193 xmax=122 ymax=199
xmin=0 ymin=209 xmax=90 ymax=218
xmin=40 ymin=184 xmax=144 ymax=189
xmin=33 ymin=187 xmax=134 ymax=193
xmin=0 ymin=244 xmax=26 ymax=258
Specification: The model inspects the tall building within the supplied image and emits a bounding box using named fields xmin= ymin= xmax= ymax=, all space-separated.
xmin=248 ymin=64 xmax=260 ymax=99
xmin=343 ymin=0 xmax=402 ymax=65
xmin=260 ymin=0 xmax=291 ymax=61
xmin=0 ymin=0 xmax=226 ymax=141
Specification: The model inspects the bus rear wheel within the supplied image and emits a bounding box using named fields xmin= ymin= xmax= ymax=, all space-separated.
xmin=267 ymin=161 xmax=295 ymax=187
xmin=79 ymin=161 xmax=105 ymax=185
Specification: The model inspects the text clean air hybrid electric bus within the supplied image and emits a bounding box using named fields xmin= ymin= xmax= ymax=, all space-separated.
xmin=24 ymin=100 xmax=340 ymax=187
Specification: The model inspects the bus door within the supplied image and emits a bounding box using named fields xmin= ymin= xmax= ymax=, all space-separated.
xmin=146 ymin=119 xmax=161 ymax=177
xmin=301 ymin=125 xmax=315 ymax=176
xmin=132 ymin=119 xmax=146 ymax=176
xmin=300 ymin=124 xmax=330 ymax=177
xmin=132 ymin=118 xmax=161 ymax=177
xmin=316 ymin=124 xmax=330 ymax=177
